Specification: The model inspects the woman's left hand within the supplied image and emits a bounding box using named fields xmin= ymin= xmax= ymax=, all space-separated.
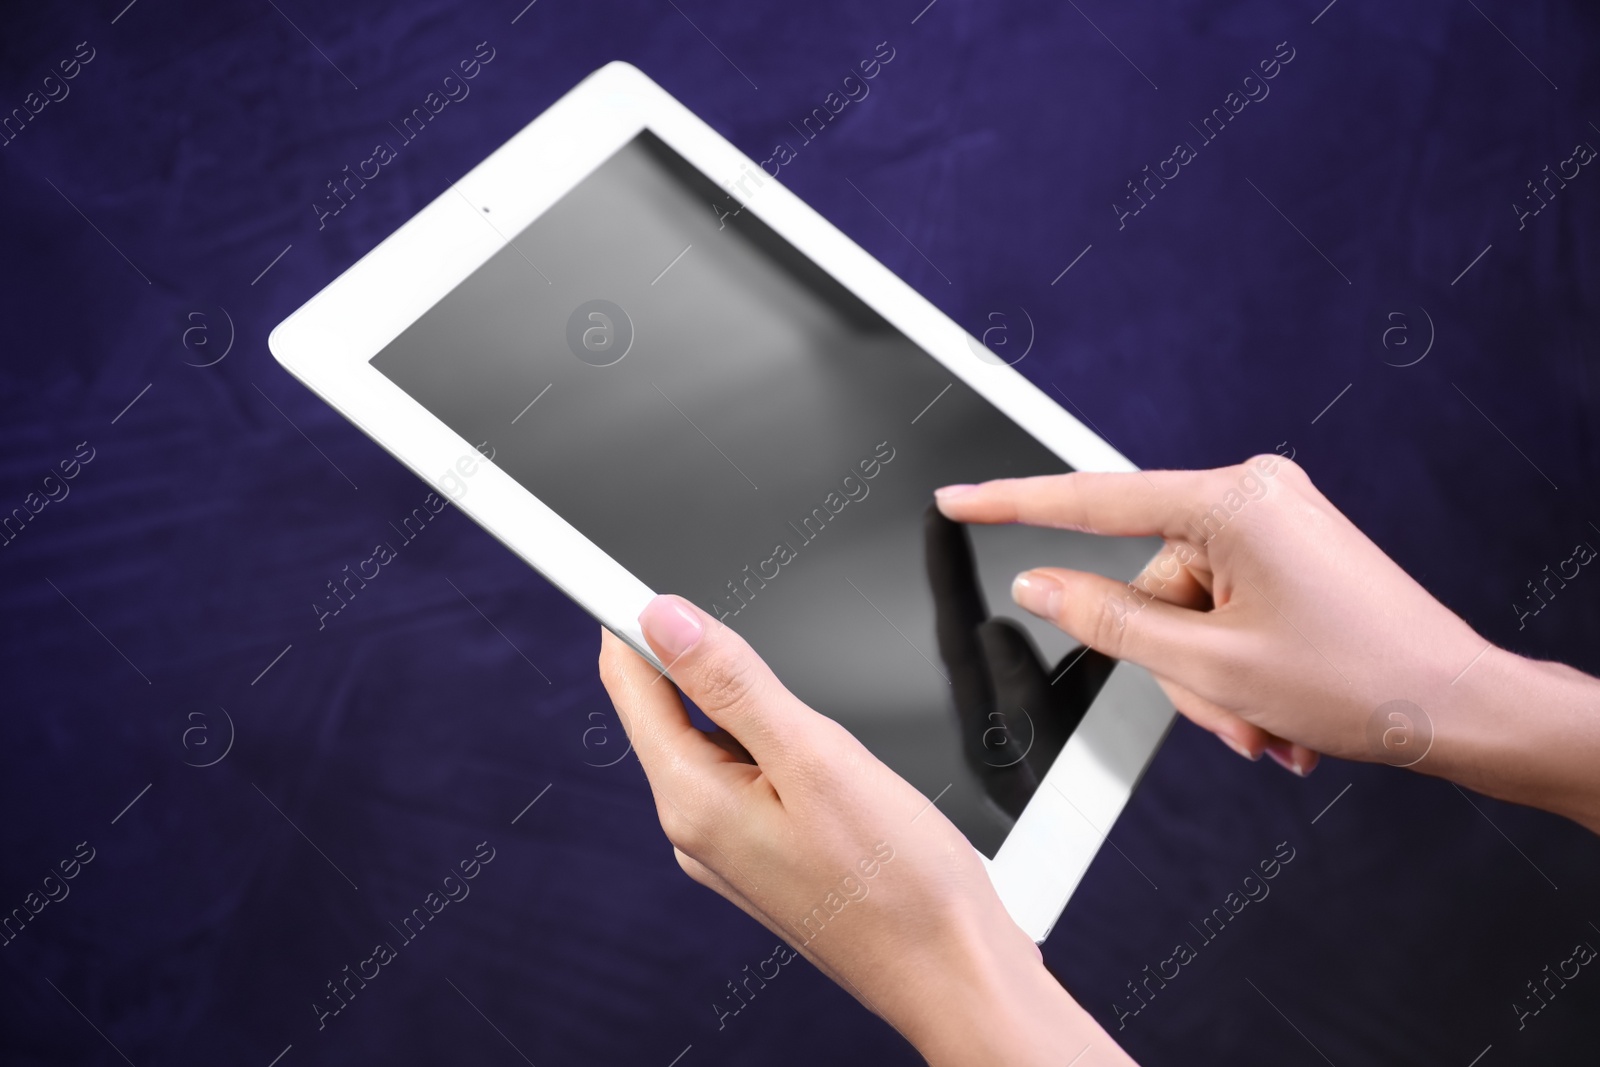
xmin=598 ymin=594 xmax=1133 ymax=1066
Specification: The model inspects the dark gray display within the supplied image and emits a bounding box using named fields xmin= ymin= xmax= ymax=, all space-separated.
xmin=372 ymin=132 xmax=1160 ymax=856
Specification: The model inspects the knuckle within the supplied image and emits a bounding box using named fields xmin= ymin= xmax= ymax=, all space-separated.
xmin=596 ymin=667 xmax=630 ymax=709
xmin=656 ymin=801 xmax=705 ymax=853
xmin=689 ymin=647 xmax=762 ymax=718
xmin=597 ymin=633 xmax=645 ymax=697
xmin=596 ymin=642 xmax=622 ymax=689
xmin=1013 ymin=473 xmax=1073 ymax=524
xmin=673 ymin=848 xmax=713 ymax=887
xmin=1088 ymin=588 xmax=1132 ymax=657
xmin=1007 ymin=476 xmax=1049 ymax=521
xmin=1266 ymin=454 xmax=1307 ymax=485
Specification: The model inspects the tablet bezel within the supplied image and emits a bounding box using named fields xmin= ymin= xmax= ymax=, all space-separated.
xmin=269 ymin=60 xmax=1174 ymax=942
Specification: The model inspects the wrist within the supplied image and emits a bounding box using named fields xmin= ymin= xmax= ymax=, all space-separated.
xmin=896 ymin=911 xmax=1134 ymax=1067
xmin=1429 ymin=647 xmax=1600 ymax=832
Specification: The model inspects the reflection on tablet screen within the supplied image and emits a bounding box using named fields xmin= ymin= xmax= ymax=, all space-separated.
xmin=370 ymin=132 xmax=1159 ymax=857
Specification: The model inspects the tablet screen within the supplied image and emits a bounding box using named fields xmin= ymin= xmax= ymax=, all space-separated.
xmin=371 ymin=132 xmax=1160 ymax=857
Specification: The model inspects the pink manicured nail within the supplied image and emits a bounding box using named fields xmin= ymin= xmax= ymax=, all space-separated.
xmin=1221 ymin=734 xmax=1261 ymax=762
xmin=639 ymin=595 xmax=704 ymax=659
xmin=1012 ymin=571 xmax=1062 ymax=619
xmin=1265 ymin=744 xmax=1308 ymax=776
xmin=934 ymin=484 xmax=977 ymax=501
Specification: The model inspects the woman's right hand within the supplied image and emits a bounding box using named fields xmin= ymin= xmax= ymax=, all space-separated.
xmin=935 ymin=455 xmax=1600 ymax=831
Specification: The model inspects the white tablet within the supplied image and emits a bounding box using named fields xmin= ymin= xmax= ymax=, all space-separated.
xmin=269 ymin=61 xmax=1174 ymax=942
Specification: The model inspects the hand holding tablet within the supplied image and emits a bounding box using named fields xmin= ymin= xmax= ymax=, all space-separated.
xmin=597 ymin=599 xmax=1138 ymax=1067
xmin=603 ymin=458 xmax=1600 ymax=1065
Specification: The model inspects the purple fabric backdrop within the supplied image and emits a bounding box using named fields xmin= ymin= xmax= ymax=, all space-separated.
xmin=1 ymin=1 xmax=1597 ymax=1064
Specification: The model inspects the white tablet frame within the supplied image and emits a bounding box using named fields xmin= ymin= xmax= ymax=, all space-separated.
xmin=269 ymin=61 xmax=1174 ymax=942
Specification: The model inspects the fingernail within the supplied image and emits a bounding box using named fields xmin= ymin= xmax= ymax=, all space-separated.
xmin=1012 ymin=571 xmax=1062 ymax=618
xmin=1265 ymin=744 xmax=1307 ymax=776
xmin=1222 ymin=734 xmax=1261 ymax=762
xmin=639 ymin=595 xmax=704 ymax=660
xmin=934 ymin=484 xmax=977 ymax=501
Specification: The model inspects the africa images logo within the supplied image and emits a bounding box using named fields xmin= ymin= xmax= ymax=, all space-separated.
xmin=565 ymin=299 xmax=634 ymax=367
xmin=1365 ymin=700 xmax=1433 ymax=768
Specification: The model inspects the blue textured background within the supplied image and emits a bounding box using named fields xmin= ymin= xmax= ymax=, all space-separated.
xmin=2 ymin=1 xmax=1598 ymax=1064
